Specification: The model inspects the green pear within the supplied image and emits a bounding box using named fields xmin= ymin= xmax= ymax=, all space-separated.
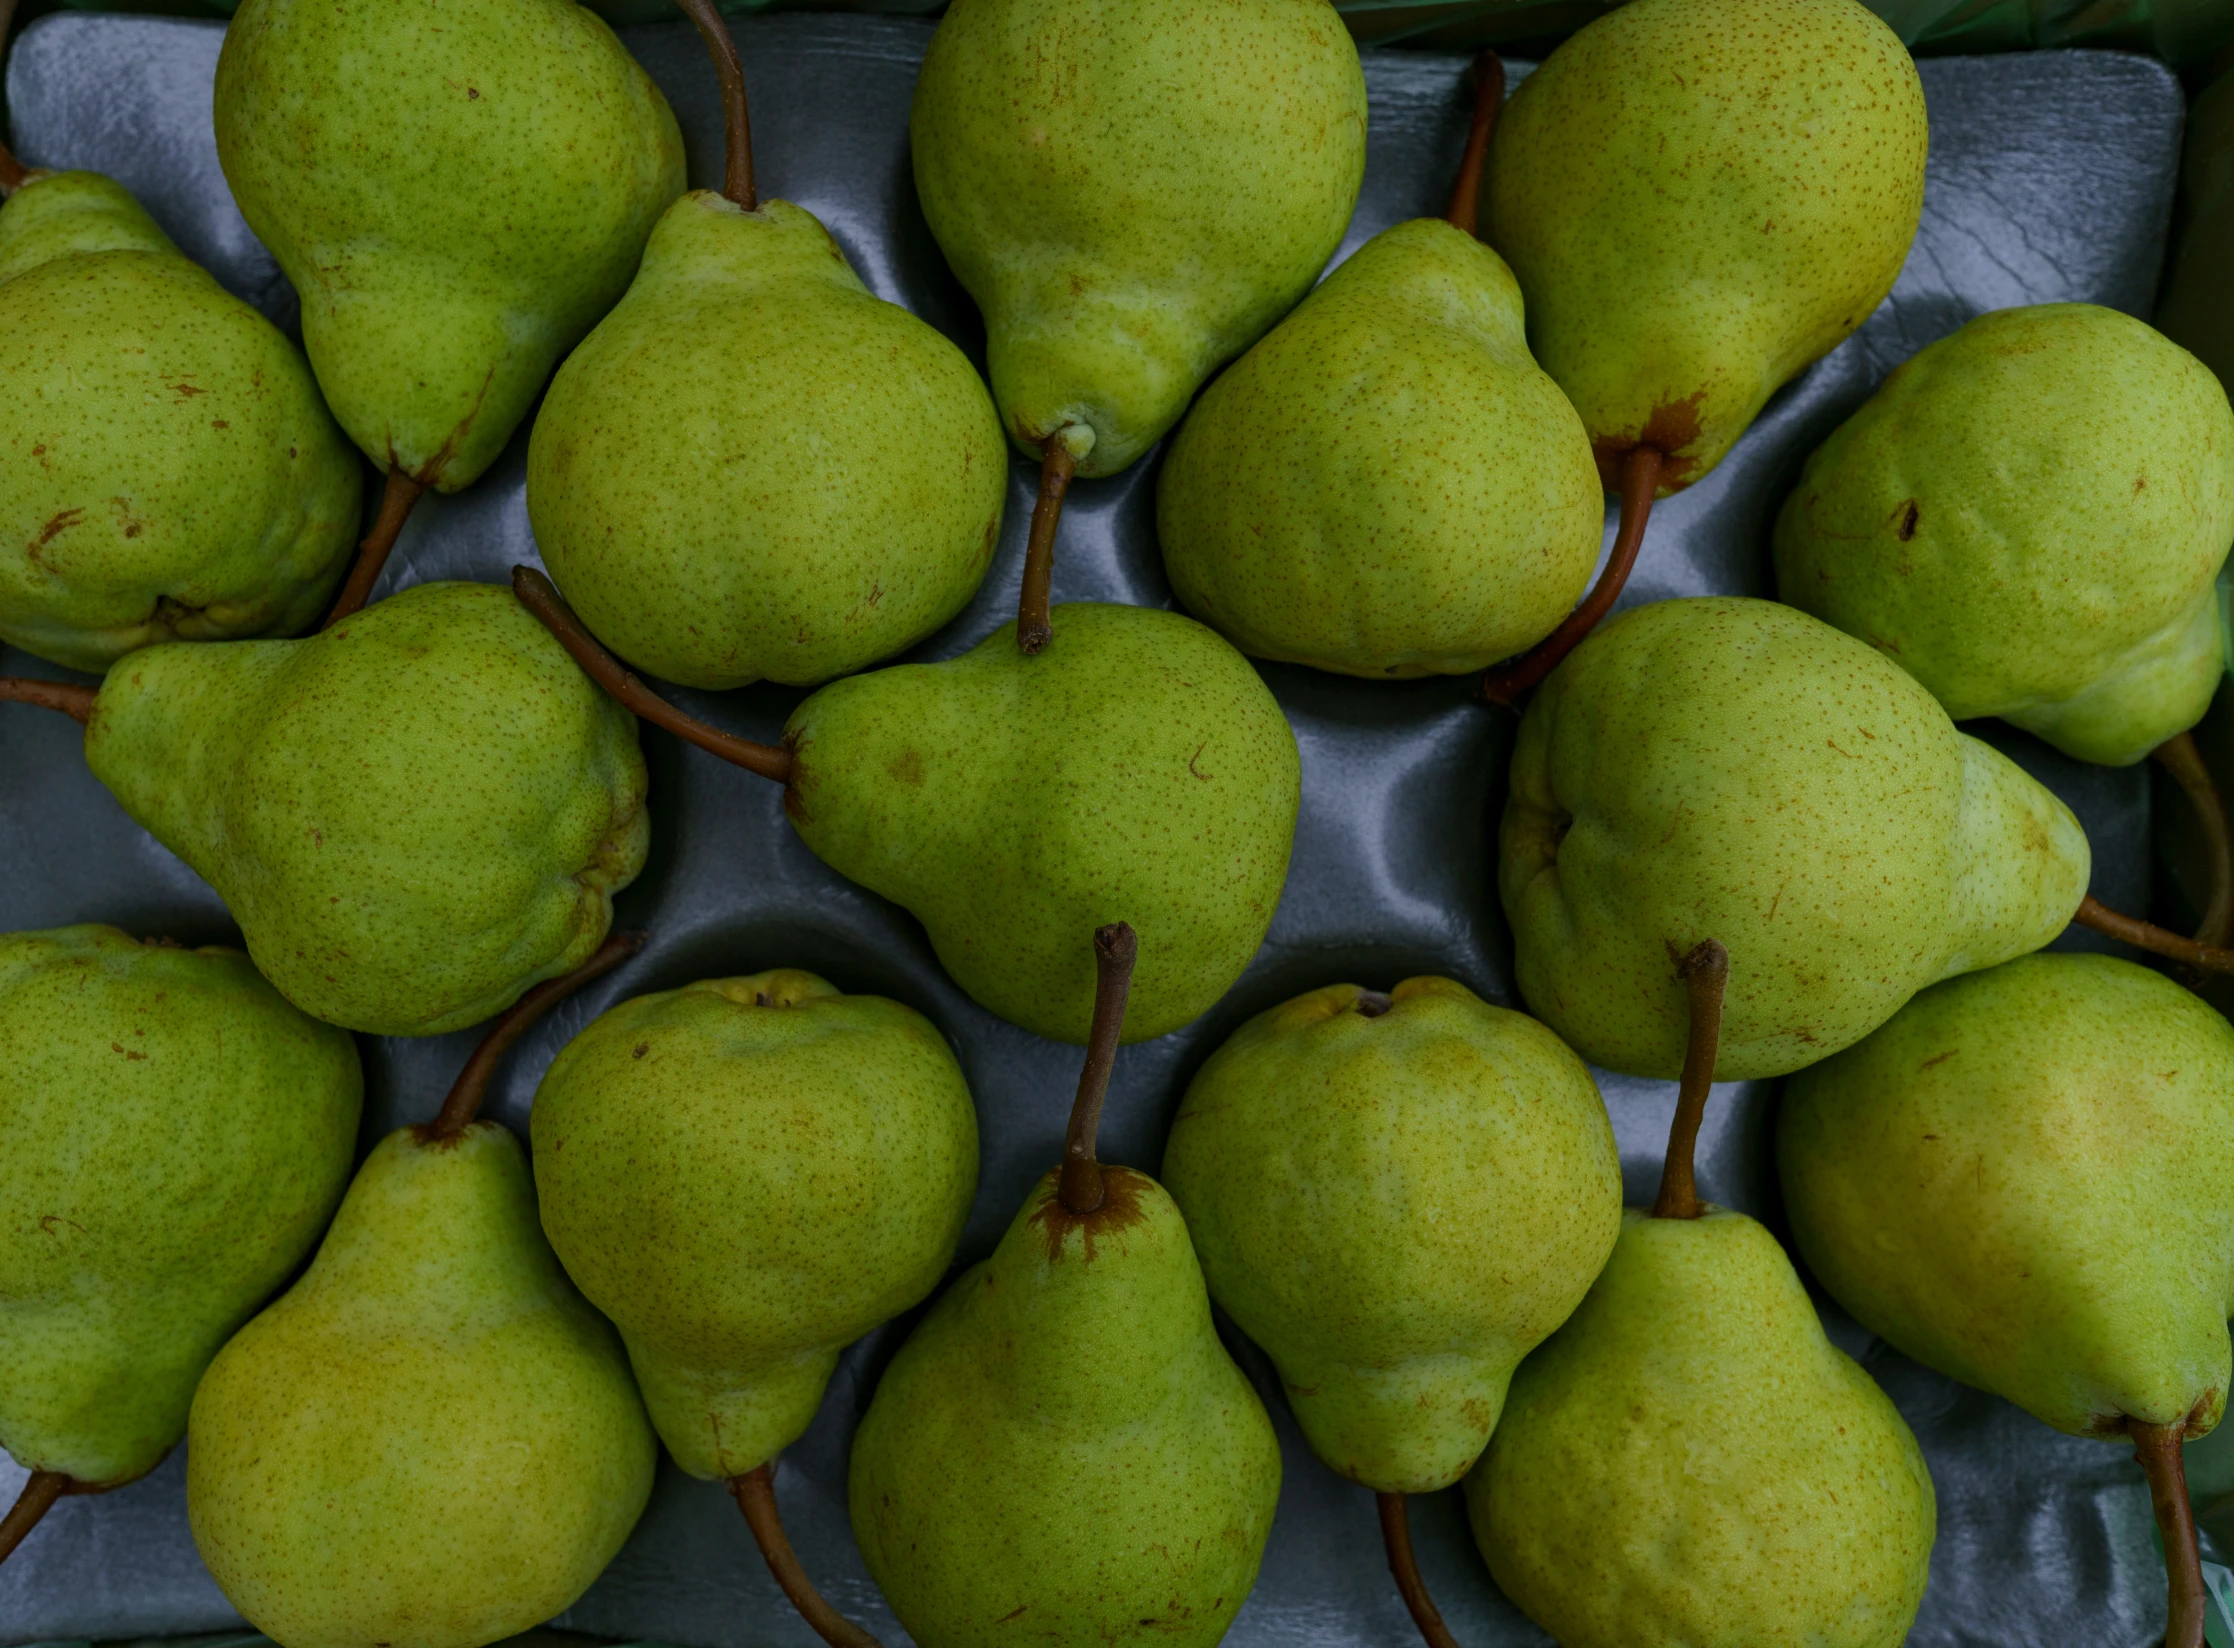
xmin=909 ymin=0 xmax=1366 ymax=477
xmin=1468 ymin=1208 xmax=1937 ymax=1648
xmin=532 ymin=968 xmax=980 ymax=1480
xmin=1502 ymin=595 xmax=2089 ymax=1079
xmin=1157 ymin=218 xmax=1603 ymax=678
xmin=1483 ymin=0 xmax=1927 ymax=491
xmin=213 ymin=0 xmax=684 ymax=493
xmin=1161 ymin=975 xmax=1622 ymax=1492
xmin=0 ymin=170 xmax=361 ymax=671
xmin=527 ymin=193 xmax=1007 ymax=690
xmin=1775 ymin=303 xmax=2234 ymax=766
xmin=0 ymin=926 xmax=359 ymax=1501
xmin=75 ymin=580 xmax=646 ymax=1036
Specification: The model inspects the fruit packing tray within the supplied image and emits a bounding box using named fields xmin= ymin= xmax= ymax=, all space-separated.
xmin=0 ymin=12 xmax=2202 ymax=1647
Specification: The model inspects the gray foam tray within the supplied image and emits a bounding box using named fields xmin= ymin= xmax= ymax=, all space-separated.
xmin=0 ymin=13 xmax=2198 ymax=1646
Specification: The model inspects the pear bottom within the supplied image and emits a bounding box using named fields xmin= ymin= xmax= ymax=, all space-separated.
xmin=1284 ymin=1355 xmax=1513 ymax=1494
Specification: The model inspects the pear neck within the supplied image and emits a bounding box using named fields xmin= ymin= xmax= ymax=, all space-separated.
xmin=425 ymin=931 xmax=646 ymax=1139
xmin=0 ymin=677 xmax=96 ymax=724
xmin=676 ymin=0 xmax=757 ymax=210
xmin=1442 ymin=51 xmax=1504 ymax=238
xmin=1057 ymin=923 xmax=1140 ymax=1215
xmin=1650 ymin=938 xmax=1729 ymax=1221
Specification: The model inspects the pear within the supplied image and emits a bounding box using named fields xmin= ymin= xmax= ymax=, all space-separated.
xmin=0 ymin=925 xmax=360 ymax=1564
xmin=0 ymin=168 xmax=361 ymax=671
xmin=213 ymin=0 xmax=686 ymax=609
xmin=850 ymin=925 xmax=1281 ymax=1648
xmin=187 ymin=935 xmax=655 ymax=1648
xmin=1779 ymin=951 xmax=2234 ymax=1648
xmin=1470 ymin=940 xmax=1937 ymax=1648
xmin=518 ymin=575 xmax=1297 ymax=1045
xmin=533 ymin=967 xmax=979 ymax=1641
xmin=1501 ymin=595 xmax=2090 ymax=1079
xmin=909 ymin=0 xmax=1366 ymax=646
xmin=1775 ymin=303 xmax=2234 ymax=768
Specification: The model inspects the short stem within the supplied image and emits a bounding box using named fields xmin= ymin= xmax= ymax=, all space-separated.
xmin=0 ymin=1471 xmax=69 ymax=1568
xmin=510 ymin=566 xmax=795 ymax=784
xmin=730 ymin=1465 xmax=881 ymax=1648
xmin=2132 ymin=1419 xmax=2207 ymax=1648
xmin=672 ymin=0 xmax=756 ymax=210
xmin=1442 ymin=50 xmax=1505 ymax=238
xmin=0 ymin=678 xmax=97 ymax=724
xmin=1651 ymin=938 xmax=1729 ymax=1221
xmin=1016 ymin=437 xmax=1078 ymax=655
xmin=2153 ymin=730 xmax=2234 ymax=952
xmin=1057 ymin=922 xmax=1139 ymax=1215
xmin=2072 ymin=895 xmax=2234 ymax=977
xmin=425 ymin=930 xmax=647 ymax=1138
xmin=321 ymin=466 xmax=426 ymax=629
xmin=1377 ymin=1492 xmax=1462 ymax=1648
xmin=1482 ymin=444 xmax=1662 ymax=707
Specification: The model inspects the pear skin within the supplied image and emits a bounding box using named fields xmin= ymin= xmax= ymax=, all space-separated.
xmin=0 ymin=171 xmax=361 ymax=671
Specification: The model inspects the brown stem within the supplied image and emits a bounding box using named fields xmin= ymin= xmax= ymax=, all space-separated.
xmin=320 ymin=467 xmax=426 ymax=629
xmin=1482 ymin=444 xmax=1662 ymax=707
xmin=2132 ymin=1419 xmax=2207 ymax=1648
xmin=510 ymin=566 xmax=795 ymax=784
xmin=1442 ymin=51 xmax=1505 ymax=238
xmin=730 ymin=1465 xmax=881 ymax=1648
xmin=2073 ymin=895 xmax=2234 ymax=976
xmin=0 ymin=678 xmax=96 ymax=723
xmin=672 ymin=0 xmax=756 ymax=210
xmin=0 ymin=1471 xmax=67 ymax=1568
xmin=1016 ymin=437 xmax=1078 ymax=655
xmin=425 ymin=930 xmax=647 ymax=1138
xmin=1057 ymin=922 xmax=1139 ymax=1215
xmin=1377 ymin=1492 xmax=1462 ymax=1648
xmin=0 ymin=0 xmax=24 ymax=197
xmin=1651 ymin=938 xmax=1729 ymax=1221
xmin=2153 ymin=731 xmax=2234 ymax=952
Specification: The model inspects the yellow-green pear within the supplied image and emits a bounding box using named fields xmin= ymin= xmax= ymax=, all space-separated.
xmin=1776 ymin=303 xmax=2234 ymax=766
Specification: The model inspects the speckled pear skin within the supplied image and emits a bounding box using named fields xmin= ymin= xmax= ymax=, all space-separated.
xmin=527 ymin=194 xmax=1007 ymax=690
xmin=784 ymin=603 xmax=1298 ymax=1044
xmin=213 ymin=0 xmax=684 ymax=491
xmin=850 ymin=1166 xmax=1280 ymax=1647
xmin=82 ymin=581 xmax=648 ymax=1037
xmin=909 ymin=0 xmax=1366 ymax=476
xmin=1157 ymin=219 xmax=1602 ymax=678
xmin=1161 ymin=977 xmax=1621 ymax=1494
xmin=1484 ymin=0 xmax=1926 ymax=491
xmin=532 ymin=969 xmax=980 ymax=1479
xmin=1501 ymin=597 xmax=2090 ymax=1080
xmin=1469 ymin=1208 xmax=1936 ymax=1648
xmin=0 ymin=926 xmax=360 ymax=1488
xmin=1775 ymin=304 xmax=2234 ymax=766
xmin=187 ymin=1122 xmax=656 ymax=1648
xmin=0 ymin=171 xmax=361 ymax=672
xmin=1780 ymin=953 xmax=2234 ymax=1441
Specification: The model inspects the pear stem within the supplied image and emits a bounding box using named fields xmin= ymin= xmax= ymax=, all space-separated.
xmin=1057 ymin=922 xmax=1139 ymax=1216
xmin=1442 ymin=51 xmax=1504 ymax=239
xmin=321 ymin=466 xmax=427 ymax=629
xmin=510 ymin=566 xmax=795 ymax=784
xmin=1482 ymin=443 xmax=1662 ymax=707
xmin=2073 ymin=895 xmax=2234 ymax=977
xmin=673 ymin=0 xmax=756 ymax=211
xmin=426 ymin=930 xmax=646 ymax=1138
xmin=1016 ymin=437 xmax=1078 ymax=655
xmin=1377 ymin=1493 xmax=1463 ymax=1648
xmin=0 ymin=678 xmax=96 ymax=723
xmin=2153 ymin=730 xmax=2234 ymax=953
xmin=0 ymin=0 xmax=25 ymax=197
xmin=0 ymin=1471 xmax=68 ymax=1568
xmin=1651 ymin=938 xmax=1729 ymax=1222
xmin=2132 ymin=1419 xmax=2208 ymax=1648
xmin=730 ymin=1464 xmax=882 ymax=1648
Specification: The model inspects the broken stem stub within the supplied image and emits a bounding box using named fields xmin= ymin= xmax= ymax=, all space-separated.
xmin=321 ymin=466 xmax=426 ymax=629
xmin=2132 ymin=1418 xmax=2207 ymax=1648
xmin=2152 ymin=730 xmax=2234 ymax=953
xmin=0 ymin=677 xmax=97 ymax=724
xmin=426 ymin=930 xmax=647 ymax=1139
xmin=731 ymin=1464 xmax=881 ymax=1648
xmin=2072 ymin=894 xmax=2234 ymax=978
xmin=1016 ymin=437 xmax=1078 ymax=655
xmin=674 ymin=0 xmax=756 ymax=210
xmin=1377 ymin=1492 xmax=1463 ymax=1648
xmin=1442 ymin=50 xmax=1505 ymax=238
xmin=0 ymin=1470 xmax=69 ymax=1568
xmin=510 ymin=566 xmax=795 ymax=784
xmin=1651 ymin=938 xmax=1729 ymax=1221
xmin=1057 ymin=921 xmax=1139 ymax=1215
